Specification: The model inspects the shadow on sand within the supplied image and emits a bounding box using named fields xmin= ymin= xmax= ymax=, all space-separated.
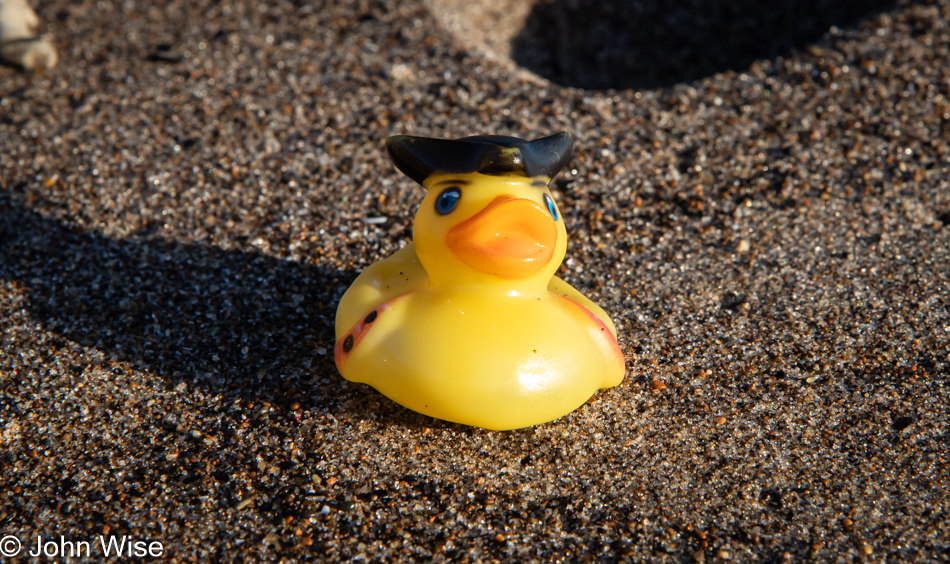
xmin=511 ymin=0 xmax=899 ymax=90
xmin=0 ymin=191 xmax=353 ymax=407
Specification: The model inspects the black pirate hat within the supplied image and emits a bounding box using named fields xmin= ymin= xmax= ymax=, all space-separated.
xmin=385 ymin=132 xmax=573 ymax=186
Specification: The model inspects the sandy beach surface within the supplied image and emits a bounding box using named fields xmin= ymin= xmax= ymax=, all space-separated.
xmin=2 ymin=0 xmax=949 ymax=561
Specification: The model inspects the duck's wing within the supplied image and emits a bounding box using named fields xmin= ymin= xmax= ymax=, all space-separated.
xmin=335 ymin=243 xmax=428 ymax=337
xmin=548 ymin=276 xmax=618 ymax=338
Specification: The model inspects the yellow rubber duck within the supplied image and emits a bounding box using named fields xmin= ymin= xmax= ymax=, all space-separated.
xmin=335 ymin=132 xmax=624 ymax=430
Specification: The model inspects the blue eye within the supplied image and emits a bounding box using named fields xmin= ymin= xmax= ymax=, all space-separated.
xmin=543 ymin=193 xmax=558 ymax=220
xmin=435 ymin=187 xmax=461 ymax=215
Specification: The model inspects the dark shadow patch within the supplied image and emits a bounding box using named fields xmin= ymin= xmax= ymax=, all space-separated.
xmin=145 ymin=43 xmax=184 ymax=63
xmin=891 ymin=415 xmax=915 ymax=431
xmin=0 ymin=192 xmax=352 ymax=407
xmin=511 ymin=0 xmax=899 ymax=90
xmin=721 ymin=291 xmax=747 ymax=311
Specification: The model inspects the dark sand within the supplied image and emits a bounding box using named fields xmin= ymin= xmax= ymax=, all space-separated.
xmin=1 ymin=0 xmax=949 ymax=561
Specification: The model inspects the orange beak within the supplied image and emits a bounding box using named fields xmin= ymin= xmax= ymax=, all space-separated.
xmin=446 ymin=195 xmax=557 ymax=279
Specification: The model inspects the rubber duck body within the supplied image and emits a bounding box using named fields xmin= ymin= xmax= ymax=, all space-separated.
xmin=335 ymin=132 xmax=624 ymax=430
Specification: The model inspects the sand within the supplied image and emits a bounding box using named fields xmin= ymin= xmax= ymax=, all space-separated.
xmin=1 ymin=0 xmax=948 ymax=561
